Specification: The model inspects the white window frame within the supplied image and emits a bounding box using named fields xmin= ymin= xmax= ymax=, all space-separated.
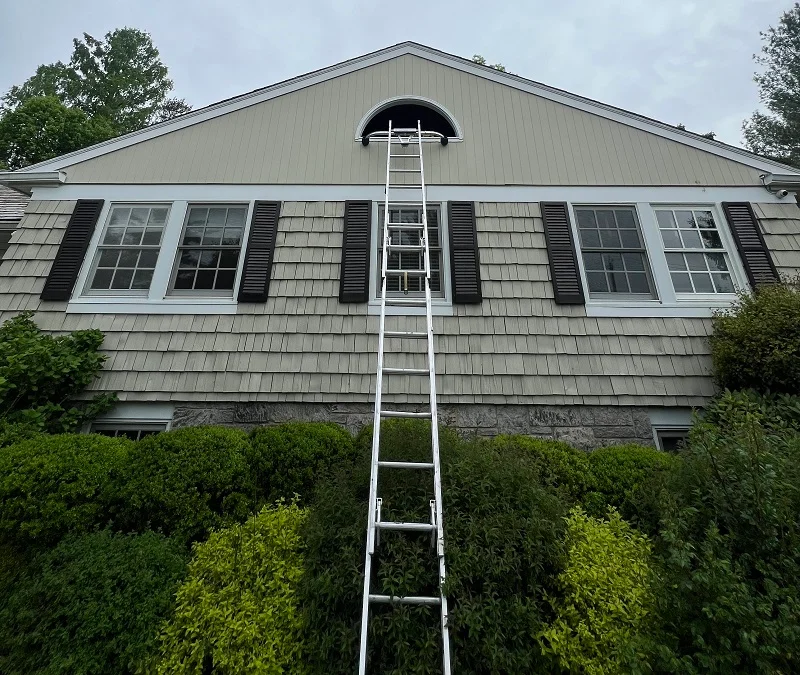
xmin=368 ymin=200 xmax=454 ymax=316
xmin=568 ymin=202 xmax=750 ymax=317
xmin=70 ymin=200 xmax=254 ymax=314
xmin=84 ymin=402 xmax=174 ymax=436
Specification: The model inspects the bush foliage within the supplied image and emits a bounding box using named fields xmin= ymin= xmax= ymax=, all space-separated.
xmin=302 ymin=420 xmax=568 ymax=674
xmin=115 ymin=426 xmax=255 ymax=545
xmin=154 ymin=503 xmax=307 ymax=674
xmin=710 ymin=282 xmax=800 ymax=395
xmin=248 ymin=422 xmax=357 ymax=503
xmin=0 ymin=311 xmax=117 ymax=432
xmin=0 ymin=530 xmax=186 ymax=675
xmin=0 ymin=433 xmax=131 ymax=546
xmin=541 ymin=508 xmax=654 ymax=674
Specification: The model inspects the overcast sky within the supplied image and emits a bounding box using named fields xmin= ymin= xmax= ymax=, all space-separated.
xmin=0 ymin=0 xmax=791 ymax=147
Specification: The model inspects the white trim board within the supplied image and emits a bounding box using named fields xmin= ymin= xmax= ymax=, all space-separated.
xmin=30 ymin=184 xmax=789 ymax=205
xmin=9 ymin=42 xmax=800 ymax=176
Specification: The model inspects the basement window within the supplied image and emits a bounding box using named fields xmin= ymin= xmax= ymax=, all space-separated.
xmin=91 ymin=422 xmax=167 ymax=440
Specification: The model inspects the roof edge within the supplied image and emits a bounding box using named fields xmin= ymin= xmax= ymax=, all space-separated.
xmin=12 ymin=41 xmax=800 ymax=177
xmin=0 ymin=171 xmax=66 ymax=195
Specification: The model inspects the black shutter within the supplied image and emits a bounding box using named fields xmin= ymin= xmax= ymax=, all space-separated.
xmin=448 ymin=201 xmax=482 ymax=303
xmin=237 ymin=201 xmax=281 ymax=302
xmin=339 ymin=200 xmax=371 ymax=302
xmin=541 ymin=202 xmax=585 ymax=304
xmin=40 ymin=199 xmax=104 ymax=301
xmin=721 ymin=202 xmax=780 ymax=287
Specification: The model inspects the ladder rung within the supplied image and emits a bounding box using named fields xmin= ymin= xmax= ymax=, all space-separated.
xmin=387 ymin=243 xmax=424 ymax=251
xmin=384 ymin=331 xmax=427 ymax=339
xmin=387 ymin=223 xmax=423 ymax=229
xmin=380 ymin=410 xmax=432 ymax=419
xmin=387 ymin=184 xmax=422 ymax=188
xmin=389 ymin=169 xmax=422 ymax=173
xmin=377 ymin=460 xmax=435 ymax=469
xmin=384 ymin=298 xmax=427 ymax=306
xmin=389 ymin=154 xmax=421 ymax=158
xmin=385 ymin=269 xmax=427 ymax=276
xmin=369 ymin=594 xmax=441 ymax=606
xmin=383 ymin=367 xmax=428 ymax=375
xmin=376 ymin=521 xmax=436 ymax=532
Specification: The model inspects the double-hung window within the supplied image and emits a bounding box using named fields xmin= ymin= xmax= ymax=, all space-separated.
xmin=85 ymin=205 xmax=169 ymax=294
xmin=376 ymin=205 xmax=443 ymax=297
xmin=574 ymin=206 xmax=656 ymax=299
xmin=655 ymin=208 xmax=735 ymax=295
xmin=169 ymin=205 xmax=247 ymax=296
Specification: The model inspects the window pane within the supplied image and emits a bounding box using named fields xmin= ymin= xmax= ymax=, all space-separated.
xmin=675 ymin=210 xmax=696 ymax=228
xmin=98 ymin=249 xmax=119 ymax=267
xmin=222 ymin=228 xmax=243 ymax=245
xmin=614 ymin=210 xmax=636 ymax=228
xmin=199 ymin=250 xmax=219 ymax=268
xmin=215 ymin=269 xmax=236 ymax=289
xmin=609 ymin=272 xmax=629 ymax=293
xmin=656 ymin=210 xmax=676 ymax=228
xmin=91 ymin=268 xmax=113 ymax=289
xmin=219 ymin=250 xmax=239 ymax=268
xmin=148 ymin=209 xmax=168 ymax=226
xmin=180 ymin=250 xmax=200 ymax=268
xmin=174 ymin=270 xmax=194 ymax=289
xmin=122 ymin=228 xmax=144 ymax=245
xmin=596 ymin=210 xmax=616 ymax=228
xmin=700 ymin=230 xmax=722 ymax=248
xmin=671 ymin=273 xmax=693 ymax=292
xmin=661 ymin=230 xmax=682 ymax=248
xmin=129 ymin=208 xmax=149 ymax=227
xmin=706 ymin=252 xmax=728 ymax=272
xmin=142 ymin=228 xmax=163 ymax=245
xmin=586 ymin=272 xmax=608 ymax=293
xmin=195 ymin=270 xmax=215 ymax=289
xmin=695 ymin=211 xmax=715 ymax=229
xmin=579 ymin=229 xmax=601 ymax=247
xmin=666 ymin=253 xmax=686 ymax=271
xmin=602 ymin=253 xmax=624 ymax=270
xmin=713 ymin=273 xmax=735 ymax=293
xmin=623 ymin=253 xmax=645 ymax=271
xmin=111 ymin=268 xmax=134 ymax=289
xmin=132 ymin=269 xmax=153 ymax=289
xmin=104 ymin=228 xmax=125 ymax=245
xmin=119 ymin=250 xmax=139 ymax=267
xmin=619 ymin=230 xmax=641 ymax=248
xmin=576 ymin=209 xmax=598 ymax=228
xmin=680 ymin=230 xmax=702 ymax=248
xmin=139 ymin=250 xmax=159 ymax=268
xmin=188 ymin=208 xmax=208 ymax=226
xmin=109 ymin=208 xmax=130 ymax=226
xmin=628 ymin=273 xmax=650 ymax=294
xmin=692 ymin=273 xmax=714 ymax=293
xmin=583 ymin=252 xmax=603 ymax=270
xmin=226 ymin=208 xmax=246 ymax=227
xmin=207 ymin=208 xmax=226 ymax=227
xmin=202 ymin=228 xmax=223 ymax=245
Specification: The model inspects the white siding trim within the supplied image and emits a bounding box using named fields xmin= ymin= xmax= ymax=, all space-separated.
xmin=31 ymin=184 xmax=787 ymax=204
xmin=13 ymin=43 xmax=799 ymax=176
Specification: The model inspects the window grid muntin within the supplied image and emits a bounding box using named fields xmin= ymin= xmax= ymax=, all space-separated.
xmin=169 ymin=205 xmax=247 ymax=296
xmin=86 ymin=205 xmax=169 ymax=294
xmin=575 ymin=206 xmax=656 ymax=298
xmin=377 ymin=206 xmax=443 ymax=297
xmin=656 ymin=208 xmax=734 ymax=295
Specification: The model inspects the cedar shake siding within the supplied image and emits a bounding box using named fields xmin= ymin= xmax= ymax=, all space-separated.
xmin=6 ymin=199 xmax=798 ymax=411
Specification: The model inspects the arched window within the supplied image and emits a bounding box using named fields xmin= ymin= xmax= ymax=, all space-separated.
xmin=357 ymin=96 xmax=461 ymax=145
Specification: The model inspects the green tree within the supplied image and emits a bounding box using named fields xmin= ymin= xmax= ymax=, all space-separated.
xmin=3 ymin=28 xmax=190 ymax=135
xmin=0 ymin=96 xmax=115 ymax=169
xmin=744 ymin=4 xmax=800 ymax=166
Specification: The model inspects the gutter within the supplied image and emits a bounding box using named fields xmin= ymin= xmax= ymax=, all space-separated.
xmin=0 ymin=171 xmax=66 ymax=195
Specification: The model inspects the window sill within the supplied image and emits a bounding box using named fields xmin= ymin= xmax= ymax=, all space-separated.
xmin=585 ymin=298 xmax=736 ymax=318
xmin=367 ymin=300 xmax=454 ymax=316
xmin=66 ymin=297 xmax=238 ymax=314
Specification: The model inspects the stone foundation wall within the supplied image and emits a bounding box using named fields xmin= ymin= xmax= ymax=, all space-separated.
xmin=172 ymin=402 xmax=655 ymax=449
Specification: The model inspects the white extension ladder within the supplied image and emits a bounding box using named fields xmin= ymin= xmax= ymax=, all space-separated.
xmin=357 ymin=121 xmax=452 ymax=675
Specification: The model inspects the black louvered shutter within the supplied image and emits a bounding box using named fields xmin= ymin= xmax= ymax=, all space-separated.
xmin=448 ymin=201 xmax=482 ymax=303
xmin=40 ymin=199 xmax=104 ymax=301
xmin=721 ymin=202 xmax=780 ymax=287
xmin=541 ymin=202 xmax=585 ymax=304
xmin=339 ymin=201 xmax=371 ymax=302
xmin=237 ymin=201 xmax=281 ymax=302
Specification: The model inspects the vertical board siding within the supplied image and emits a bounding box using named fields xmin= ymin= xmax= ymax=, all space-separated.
xmin=0 ymin=200 xmax=720 ymax=407
xmin=63 ymin=55 xmax=762 ymax=186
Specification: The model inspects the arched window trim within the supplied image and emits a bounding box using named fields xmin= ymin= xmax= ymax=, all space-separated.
xmin=354 ymin=96 xmax=463 ymax=142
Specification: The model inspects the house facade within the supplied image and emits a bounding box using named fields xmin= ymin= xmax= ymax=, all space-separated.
xmin=1 ymin=43 xmax=799 ymax=448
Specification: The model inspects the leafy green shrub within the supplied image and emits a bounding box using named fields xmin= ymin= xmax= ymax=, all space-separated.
xmin=154 ymin=503 xmax=307 ymax=674
xmin=0 ymin=530 xmax=186 ymax=675
xmin=0 ymin=419 xmax=42 ymax=448
xmin=302 ymin=419 xmax=568 ymax=674
xmin=248 ymin=422 xmax=357 ymax=502
xmin=488 ymin=434 xmax=594 ymax=502
xmin=710 ymin=282 xmax=800 ymax=394
xmin=114 ymin=426 xmax=255 ymax=545
xmin=648 ymin=418 xmax=800 ymax=672
xmin=0 ymin=311 xmax=117 ymax=432
xmin=703 ymin=388 xmax=800 ymax=432
xmin=0 ymin=433 xmax=131 ymax=546
xmin=541 ymin=508 xmax=654 ymax=674
xmin=584 ymin=444 xmax=678 ymax=529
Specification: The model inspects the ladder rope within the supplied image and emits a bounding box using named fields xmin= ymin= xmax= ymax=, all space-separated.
xmin=357 ymin=120 xmax=452 ymax=675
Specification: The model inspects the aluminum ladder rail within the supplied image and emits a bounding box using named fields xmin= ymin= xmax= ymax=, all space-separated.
xmin=357 ymin=120 xmax=452 ymax=675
